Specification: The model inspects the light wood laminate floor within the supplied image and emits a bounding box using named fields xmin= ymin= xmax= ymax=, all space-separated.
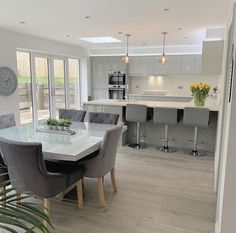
xmin=50 ymin=146 xmax=216 ymax=233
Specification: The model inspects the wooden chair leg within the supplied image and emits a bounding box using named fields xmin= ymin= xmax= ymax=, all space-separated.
xmin=76 ymin=179 xmax=83 ymax=209
xmin=43 ymin=198 xmax=50 ymax=229
xmin=58 ymin=191 xmax=64 ymax=201
xmin=0 ymin=187 xmax=6 ymax=207
xmin=97 ymin=177 xmax=105 ymax=207
xmin=110 ymin=167 xmax=117 ymax=192
xmin=16 ymin=193 xmax=21 ymax=205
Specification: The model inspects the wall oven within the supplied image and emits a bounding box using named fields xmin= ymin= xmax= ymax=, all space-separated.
xmin=109 ymin=71 xmax=125 ymax=85
xmin=109 ymin=85 xmax=126 ymax=99
xmin=108 ymin=71 xmax=126 ymax=99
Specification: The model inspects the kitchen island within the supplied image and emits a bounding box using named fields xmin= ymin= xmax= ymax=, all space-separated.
xmin=83 ymin=98 xmax=219 ymax=152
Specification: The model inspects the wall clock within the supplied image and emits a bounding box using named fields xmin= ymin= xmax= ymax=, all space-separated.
xmin=0 ymin=67 xmax=18 ymax=96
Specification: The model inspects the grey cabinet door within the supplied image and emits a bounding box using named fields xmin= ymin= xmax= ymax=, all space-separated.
xmin=108 ymin=56 xmax=126 ymax=72
xmin=92 ymin=57 xmax=109 ymax=89
xmin=140 ymin=56 xmax=154 ymax=75
xmin=181 ymin=55 xmax=195 ymax=74
xmin=128 ymin=57 xmax=141 ymax=76
xmin=153 ymin=56 xmax=168 ymax=75
xmin=167 ymin=56 xmax=182 ymax=74
xmin=195 ymin=55 xmax=202 ymax=74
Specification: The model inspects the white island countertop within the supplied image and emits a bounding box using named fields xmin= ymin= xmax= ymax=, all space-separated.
xmin=83 ymin=98 xmax=220 ymax=112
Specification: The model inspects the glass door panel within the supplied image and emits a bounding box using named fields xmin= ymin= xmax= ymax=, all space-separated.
xmin=16 ymin=51 xmax=33 ymax=124
xmin=68 ymin=59 xmax=80 ymax=109
xmin=52 ymin=59 xmax=66 ymax=117
xmin=34 ymin=57 xmax=50 ymax=121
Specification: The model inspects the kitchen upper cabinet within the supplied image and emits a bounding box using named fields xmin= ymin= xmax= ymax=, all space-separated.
xmin=195 ymin=55 xmax=202 ymax=74
xmin=140 ymin=56 xmax=154 ymax=75
xmin=128 ymin=57 xmax=141 ymax=76
xmin=153 ymin=56 xmax=168 ymax=75
xmin=202 ymin=40 xmax=224 ymax=74
xmin=92 ymin=57 xmax=109 ymax=89
xmin=108 ymin=56 xmax=126 ymax=72
xmin=181 ymin=55 xmax=195 ymax=74
xmin=167 ymin=56 xmax=181 ymax=74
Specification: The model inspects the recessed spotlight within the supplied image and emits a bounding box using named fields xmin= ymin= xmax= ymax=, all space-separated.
xmin=177 ymin=28 xmax=182 ymax=30
xmin=85 ymin=16 xmax=91 ymax=19
xmin=142 ymin=43 xmax=147 ymax=46
xmin=118 ymin=32 xmax=123 ymax=35
xmin=20 ymin=21 xmax=25 ymax=24
xmin=163 ymin=8 xmax=170 ymax=11
xmin=184 ymin=36 xmax=188 ymax=39
xmin=66 ymin=35 xmax=71 ymax=38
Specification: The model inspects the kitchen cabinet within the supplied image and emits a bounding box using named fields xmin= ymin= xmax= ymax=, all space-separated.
xmin=128 ymin=57 xmax=141 ymax=76
xmin=195 ymin=55 xmax=202 ymax=74
xmin=93 ymin=88 xmax=108 ymax=100
xmin=140 ymin=56 xmax=154 ymax=75
xmin=202 ymin=40 xmax=224 ymax=74
xmin=181 ymin=55 xmax=195 ymax=74
xmin=153 ymin=56 xmax=168 ymax=75
xmin=167 ymin=56 xmax=182 ymax=74
xmin=108 ymin=56 xmax=126 ymax=72
xmin=92 ymin=57 xmax=109 ymax=89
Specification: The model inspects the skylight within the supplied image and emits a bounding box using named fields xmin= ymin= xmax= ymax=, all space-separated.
xmin=80 ymin=37 xmax=122 ymax=44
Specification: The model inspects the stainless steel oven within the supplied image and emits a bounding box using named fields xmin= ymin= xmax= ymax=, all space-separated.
xmin=109 ymin=71 xmax=125 ymax=85
xmin=109 ymin=85 xmax=126 ymax=99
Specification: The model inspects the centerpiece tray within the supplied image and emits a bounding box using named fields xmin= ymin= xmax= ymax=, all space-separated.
xmin=36 ymin=127 xmax=76 ymax=135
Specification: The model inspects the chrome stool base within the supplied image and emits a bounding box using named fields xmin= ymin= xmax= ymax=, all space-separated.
xmin=185 ymin=149 xmax=207 ymax=157
xmin=158 ymin=146 xmax=177 ymax=153
xmin=128 ymin=143 xmax=148 ymax=149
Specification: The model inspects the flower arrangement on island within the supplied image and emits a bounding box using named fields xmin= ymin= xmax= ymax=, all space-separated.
xmin=190 ymin=82 xmax=211 ymax=106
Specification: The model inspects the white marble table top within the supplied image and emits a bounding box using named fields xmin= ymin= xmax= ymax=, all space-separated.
xmin=0 ymin=122 xmax=121 ymax=161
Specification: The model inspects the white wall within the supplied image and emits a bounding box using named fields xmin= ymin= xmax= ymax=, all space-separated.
xmin=0 ymin=28 xmax=88 ymax=124
xmin=129 ymin=74 xmax=220 ymax=97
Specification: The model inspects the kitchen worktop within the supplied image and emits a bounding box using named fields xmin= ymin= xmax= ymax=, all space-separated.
xmin=83 ymin=98 xmax=220 ymax=112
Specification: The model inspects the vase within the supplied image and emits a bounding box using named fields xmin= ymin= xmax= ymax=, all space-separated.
xmin=194 ymin=94 xmax=206 ymax=106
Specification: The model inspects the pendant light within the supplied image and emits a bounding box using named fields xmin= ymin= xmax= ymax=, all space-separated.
xmin=122 ymin=34 xmax=131 ymax=64
xmin=160 ymin=32 xmax=168 ymax=64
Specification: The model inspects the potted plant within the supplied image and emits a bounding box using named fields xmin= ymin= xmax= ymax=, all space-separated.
xmin=46 ymin=118 xmax=53 ymax=130
xmin=0 ymin=165 xmax=53 ymax=232
xmin=190 ymin=82 xmax=210 ymax=106
xmin=58 ymin=119 xmax=65 ymax=131
xmin=51 ymin=119 xmax=59 ymax=130
xmin=63 ymin=119 xmax=72 ymax=131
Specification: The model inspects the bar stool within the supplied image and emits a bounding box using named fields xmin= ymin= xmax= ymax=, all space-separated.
xmin=153 ymin=108 xmax=178 ymax=153
xmin=183 ymin=107 xmax=210 ymax=156
xmin=126 ymin=104 xmax=148 ymax=149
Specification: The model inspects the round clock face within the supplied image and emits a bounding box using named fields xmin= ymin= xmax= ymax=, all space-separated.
xmin=0 ymin=67 xmax=18 ymax=96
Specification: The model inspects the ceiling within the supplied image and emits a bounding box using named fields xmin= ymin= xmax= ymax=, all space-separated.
xmin=0 ymin=0 xmax=232 ymax=50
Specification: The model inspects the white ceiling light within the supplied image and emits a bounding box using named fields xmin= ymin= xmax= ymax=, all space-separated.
xmin=122 ymin=34 xmax=131 ymax=64
xmin=79 ymin=37 xmax=121 ymax=44
xmin=160 ymin=32 xmax=168 ymax=64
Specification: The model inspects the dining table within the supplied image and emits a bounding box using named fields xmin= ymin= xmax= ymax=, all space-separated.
xmin=0 ymin=121 xmax=126 ymax=162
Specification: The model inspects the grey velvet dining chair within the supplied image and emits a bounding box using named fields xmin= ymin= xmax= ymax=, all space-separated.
xmin=78 ymin=122 xmax=124 ymax=207
xmin=0 ymin=137 xmax=84 ymax=228
xmin=88 ymin=112 xmax=119 ymax=125
xmin=59 ymin=109 xmax=86 ymax=122
xmin=0 ymin=113 xmax=16 ymax=204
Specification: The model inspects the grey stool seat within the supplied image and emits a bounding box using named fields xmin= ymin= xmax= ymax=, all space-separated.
xmin=126 ymin=104 xmax=148 ymax=149
xmin=183 ymin=107 xmax=210 ymax=156
xmin=59 ymin=109 xmax=86 ymax=122
xmin=89 ymin=112 xmax=119 ymax=125
xmin=154 ymin=108 xmax=178 ymax=153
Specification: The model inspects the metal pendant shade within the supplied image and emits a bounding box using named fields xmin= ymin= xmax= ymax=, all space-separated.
xmin=122 ymin=34 xmax=131 ymax=64
xmin=160 ymin=32 xmax=168 ymax=64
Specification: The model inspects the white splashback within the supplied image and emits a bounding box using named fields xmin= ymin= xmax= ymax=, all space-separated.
xmin=130 ymin=74 xmax=220 ymax=96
